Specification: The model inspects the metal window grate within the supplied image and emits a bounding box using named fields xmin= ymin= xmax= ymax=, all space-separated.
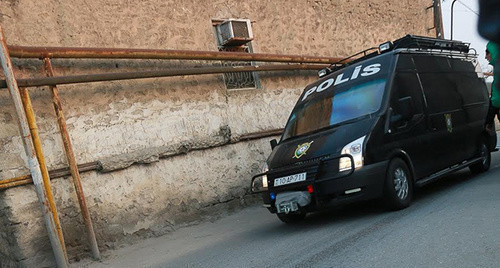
xmin=218 ymin=46 xmax=259 ymax=90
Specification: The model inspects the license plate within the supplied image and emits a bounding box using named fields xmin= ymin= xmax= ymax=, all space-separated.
xmin=274 ymin=172 xmax=307 ymax=187
xmin=277 ymin=201 xmax=299 ymax=214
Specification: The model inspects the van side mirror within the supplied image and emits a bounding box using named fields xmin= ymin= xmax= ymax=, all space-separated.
xmin=397 ymin=96 xmax=414 ymax=121
xmin=270 ymin=139 xmax=278 ymax=150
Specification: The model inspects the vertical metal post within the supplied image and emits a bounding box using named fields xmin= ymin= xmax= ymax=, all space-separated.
xmin=19 ymin=87 xmax=68 ymax=260
xmin=43 ymin=58 xmax=100 ymax=260
xmin=0 ymin=26 xmax=68 ymax=268
xmin=451 ymin=0 xmax=458 ymax=40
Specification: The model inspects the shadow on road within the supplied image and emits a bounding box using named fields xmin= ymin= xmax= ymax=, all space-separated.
xmin=263 ymin=164 xmax=496 ymax=233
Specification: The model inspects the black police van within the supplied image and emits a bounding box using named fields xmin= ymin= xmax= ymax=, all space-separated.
xmin=251 ymin=35 xmax=497 ymax=223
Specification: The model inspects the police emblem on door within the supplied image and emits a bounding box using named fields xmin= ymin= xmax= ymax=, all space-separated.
xmin=445 ymin=114 xmax=453 ymax=133
xmin=293 ymin=141 xmax=314 ymax=159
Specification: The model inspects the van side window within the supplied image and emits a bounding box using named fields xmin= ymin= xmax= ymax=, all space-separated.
xmin=414 ymin=56 xmax=463 ymax=114
xmin=449 ymin=58 xmax=489 ymax=105
xmin=391 ymin=73 xmax=424 ymax=115
xmin=419 ymin=72 xmax=463 ymax=113
xmin=452 ymin=72 xmax=488 ymax=105
xmin=413 ymin=55 xmax=451 ymax=73
xmin=449 ymin=58 xmax=475 ymax=73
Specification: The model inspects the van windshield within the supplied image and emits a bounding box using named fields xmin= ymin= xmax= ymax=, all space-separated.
xmin=282 ymin=78 xmax=386 ymax=141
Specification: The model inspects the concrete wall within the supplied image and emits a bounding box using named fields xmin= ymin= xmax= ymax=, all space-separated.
xmin=0 ymin=0 xmax=435 ymax=266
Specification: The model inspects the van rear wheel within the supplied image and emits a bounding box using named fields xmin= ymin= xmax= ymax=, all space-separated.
xmin=384 ymin=158 xmax=413 ymax=210
xmin=469 ymin=141 xmax=490 ymax=174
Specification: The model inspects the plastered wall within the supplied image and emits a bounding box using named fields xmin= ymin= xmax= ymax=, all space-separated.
xmin=0 ymin=0 xmax=435 ymax=266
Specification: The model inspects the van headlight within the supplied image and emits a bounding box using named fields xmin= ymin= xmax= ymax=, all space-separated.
xmin=251 ymin=163 xmax=269 ymax=193
xmin=261 ymin=163 xmax=269 ymax=188
xmin=339 ymin=136 xmax=366 ymax=172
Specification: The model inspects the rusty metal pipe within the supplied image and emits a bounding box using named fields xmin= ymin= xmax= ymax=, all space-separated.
xmin=44 ymin=58 xmax=100 ymax=260
xmin=0 ymin=179 xmax=33 ymax=190
xmin=0 ymin=25 xmax=68 ymax=268
xmin=236 ymin=129 xmax=284 ymax=142
xmin=8 ymin=45 xmax=344 ymax=64
xmin=20 ymin=87 xmax=68 ymax=259
xmin=0 ymin=64 xmax=326 ymax=89
xmin=0 ymin=174 xmax=31 ymax=185
xmin=0 ymin=161 xmax=101 ymax=187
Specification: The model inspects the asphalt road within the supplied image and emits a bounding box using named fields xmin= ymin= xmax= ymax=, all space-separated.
xmin=85 ymin=150 xmax=500 ymax=268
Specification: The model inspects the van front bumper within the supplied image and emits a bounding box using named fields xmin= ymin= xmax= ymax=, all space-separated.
xmin=259 ymin=160 xmax=389 ymax=212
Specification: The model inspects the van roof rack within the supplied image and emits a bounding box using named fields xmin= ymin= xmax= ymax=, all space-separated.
xmin=321 ymin=47 xmax=379 ymax=75
xmin=318 ymin=35 xmax=471 ymax=78
xmin=391 ymin=34 xmax=470 ymax=53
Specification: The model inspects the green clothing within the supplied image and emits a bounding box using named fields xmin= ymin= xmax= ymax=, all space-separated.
xmin=487 ymin=42 xmax=500 ymax=107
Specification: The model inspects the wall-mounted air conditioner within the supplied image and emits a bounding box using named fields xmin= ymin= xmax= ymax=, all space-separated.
xmin=216 ymin=19 xmax=254 ymax=46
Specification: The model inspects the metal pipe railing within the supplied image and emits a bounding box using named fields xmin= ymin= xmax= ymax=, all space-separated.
xmin=1 ymin=35 xmax=338 ymax=265
xmin=44 ymin=58 xmax=100 ymax=260
xmin=8 ymin=45 xmax=344 ymax=64
xmin=0 ymin=25 xmax=68 ymax=268
xmin=0 ymin=64 xmax=327 ymax=89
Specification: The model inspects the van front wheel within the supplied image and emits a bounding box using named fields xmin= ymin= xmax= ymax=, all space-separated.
xmin=384 ymin=158 xmax=413 ymax=210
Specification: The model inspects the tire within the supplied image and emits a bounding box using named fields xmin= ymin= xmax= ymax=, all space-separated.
xmin=469 ymin=140 xmax=491 ymax=174
xmin=383 ymin=158 xmax=413 ymax=211
xmin=277 ymin=211 xmax=306 ymax=224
